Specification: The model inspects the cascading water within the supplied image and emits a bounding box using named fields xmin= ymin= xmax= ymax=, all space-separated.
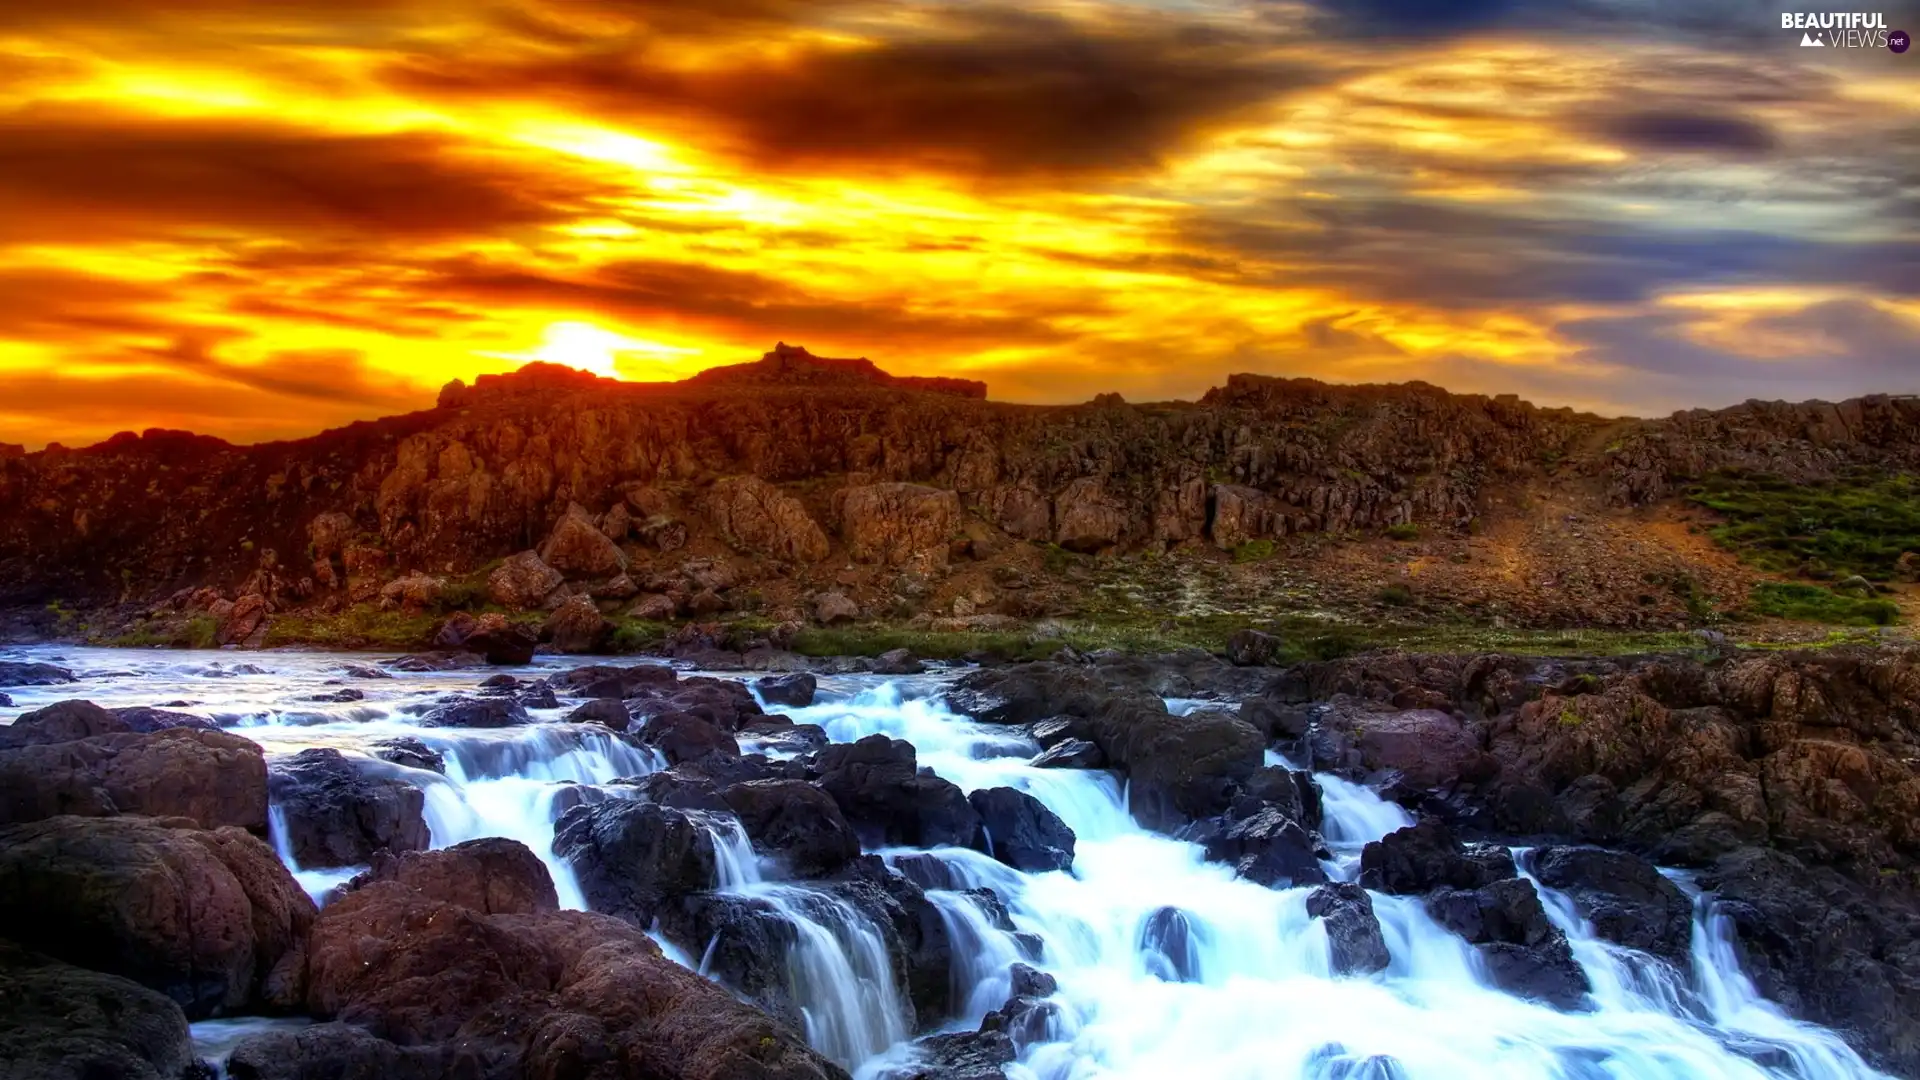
xmin=0 ymin=647 xmax=1893 ymax=1079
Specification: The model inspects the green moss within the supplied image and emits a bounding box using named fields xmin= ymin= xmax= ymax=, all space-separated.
xmin=1688 ymin=469 xmax=1920 ymax=581
xmin=1748 ymin=582 xmax=1899 ymax=626
xmin=1558 ymin=707 xmax=1584 ymax=728
xmin=1385 ymin=524 xmax=1421 ymax=542
xmin=1233 ymin=539 xmax=1276 ymax=564
xmin=1377 ymin=584 xmax=1415 ymax=606
xmin=263 ymin=608 xmax=448 ymax=650
xmin=608 ymin=620 xmax=670 ymax=652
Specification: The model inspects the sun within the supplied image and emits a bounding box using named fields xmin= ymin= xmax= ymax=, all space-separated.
xmin=504 ymin=321 xmax=702 ymax=379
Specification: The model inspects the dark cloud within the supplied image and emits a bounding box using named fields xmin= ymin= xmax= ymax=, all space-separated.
xmin=1592 ymin=108 xmax=1778 ymax=156
xmin=388 ymin=6 xmax=1319 ymax=178
xmin=0 ymin=107 xmax=619 ymax=242
xmin=1182 ymin=197 xmax=1920 ymax=308
xmin=424 ymin=256 xmax=1081 ymax=350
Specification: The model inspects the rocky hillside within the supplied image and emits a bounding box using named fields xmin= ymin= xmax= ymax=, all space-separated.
xmin=1 ymin=344 xmax=1917 ymax=642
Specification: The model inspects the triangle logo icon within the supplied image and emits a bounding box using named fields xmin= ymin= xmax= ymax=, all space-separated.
xmin=1801 ymin=31 xmax=1824 ymax=45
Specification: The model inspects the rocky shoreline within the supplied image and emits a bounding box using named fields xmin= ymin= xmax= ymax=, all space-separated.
xmin=2 ymin=641 xmax=1917 ymax=1078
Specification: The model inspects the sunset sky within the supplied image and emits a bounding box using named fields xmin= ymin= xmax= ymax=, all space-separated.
xmin=2 ymin=0 xmax=1917 ymax=448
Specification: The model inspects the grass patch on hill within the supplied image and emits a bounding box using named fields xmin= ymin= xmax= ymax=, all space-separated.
xmin=1748 ymin=582 xmax=1899 ymax=627
xmin=1688 ymin=469 xmax=1920 ymax=581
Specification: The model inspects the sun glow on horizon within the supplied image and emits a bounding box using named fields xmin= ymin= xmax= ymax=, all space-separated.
xmin=485 ymin=321 xmax=703 ymax=381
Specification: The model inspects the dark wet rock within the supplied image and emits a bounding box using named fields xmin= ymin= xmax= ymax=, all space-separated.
xmin=1528 ymin=845 xmax=1693 ymax=966
xmin=1699 ymin=846 xmax=1920 ymax=1076
xmin=872 ymin=648 xmax=926 ymax=676
xmin=653 ymin=891 xmax=806 ymax=1027
xmin=0 ymin=715 xmax=268 ymax=831
xmin=977 ymin=962 xmax=1062 ymax=1052
xmin=1425 ymin=878 xmax=1590 ymax=1009
xmin=517 ymin=684 xmax=559 ymax=709
xmin=1359 ymin=820 xmax=1516 ymax=894
xmin=1310 ymin=701 xmax=1494 ymax=791
xmin=479 ymin=673 xmax=520 ymax=690
xmin=629 ymin=676 xmax=764 ymax=733
xmin=109 ymin=706 xmax=219 ymax=734
xmin=566 ymin=697 xmax=632 ymax=731
xmin=1303 ymin=1043 xmax=1410 ymax=1080
xmin=1203 ymin=804 xmax=1327 ymax=888
xmin=0 ymin=692 xmax=9 ymax=707
xmin=543 ymin=594 xmax=611 ymax=653
xmin=1238 ymin=765 xmax=1324 ymax=833
xmin=1030 ymin=737 xmax=1103 ymax=769
xmin=369 ymin=736 xmax=443 ymax=773
xmin=267 ymin=748 xmax=429 ymax=869
xmin=306 ymin=688 xmax=364 ymax=703
xmin=944 ymin=664 xmax=1110 ymax=726
xmin=340 ymin=664 xmax=391 ymax=679
xmin=420 ymin=695 xmax=527 ymax=728
xmin=1306 ymin=883 xmax=1390 ymax=976
xmin=741 ymin=720 xmax=830 ymax=756
xmin=1028 ymin=716 xmax=1081 ymax=748
xmin=811 ymin=734 xmax=981 ymax=849
xmin=0 ymin=660 xmax=75 ymax=687
xmin=553 ymin=800 xmax=729 ymax=925
xmin=0 ymin=941 xmax=201 ymax=1080
xmin=756 ymin=672 xmax=817 ymax=708
xmin=898 ymin=1030 xmax=1014 ymax=1080
xmin=891 ymin=852 xmax=960 ymax=892
xmin=0 ymin=815 xmax=314 ymax=1019
xmin=1082 ymin=696 xmax=1265 ymax=830
xmin=305 ymin=838 xmax=842 ymax=1080
xmin=721 ymin=779 xmax=861 ymax=878
xmin=968 ymin=787 xmax=1075 ymax=872
xmin=226 ymin=1022 xmax=444 ymax=1080
xmin=385 ymin=652 xmax=484 ymax=672
xmin=1139 ymin=906 xmax=1204 ymax=982
xmin=1237 ymin=697 xmax=1312 ymax=744
xmin=564 ymin=662 xmax=678 ymax=698
xmin=636 ymin=710 xmax=740 ymax=764
xmin=1225 ymin=628 xmax=1282 ymax=667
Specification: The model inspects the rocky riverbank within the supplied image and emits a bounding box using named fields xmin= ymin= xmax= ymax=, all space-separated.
xmin=1 ymin=642 xmax=1916 ymax=1077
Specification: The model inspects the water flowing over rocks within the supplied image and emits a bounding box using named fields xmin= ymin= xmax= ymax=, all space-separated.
xmin=967 ymin=787 xmax=1075 ymax=873
xmin=266 ymin=748 xmax=428 ymax=869
xmin=1305 ymin=883 xmax=1391 ymax=976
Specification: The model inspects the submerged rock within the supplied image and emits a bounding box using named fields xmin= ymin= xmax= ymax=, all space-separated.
xmin=756 ymin=671 xmax=818 ymax=708
xmin=1306 ymin=882 xmax=1390 ymax=976
xmin=1138 ymin=906 xmax=1204 ymax=983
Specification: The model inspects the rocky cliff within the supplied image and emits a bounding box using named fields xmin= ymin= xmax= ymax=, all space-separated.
xmin=1 ymin=345 xmax=1916 ymax=636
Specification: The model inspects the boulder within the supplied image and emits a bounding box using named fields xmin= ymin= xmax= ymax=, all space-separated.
xmin=813 ymin=591 xmax=860 ymax=625
xmin=0 ymin=942 xmax=201 ymax=1080
xmin=1311 ymin=702 xmax=1493 ymax=790
xmin=0 ymin=815 xmax=314 ymax=1018
xmin=708 ymin=476 xmax=831 ymax=562
xmin=346 ymin=837 xmax=559 ymax=916
xmin=486 ymin=550 xmax=565 ymax=609
xmin=637 ymin=711 xmax=740 ymax=764
xmin=900 ymin=1030 xmax=1014 ymax=1080
xmin=566 ymin=697 xmax=633 ymax=731
xmin=217 ymin=593 xmax=270 ymax=647
xmin=1225 ymin=628 xmax=1282 ymax=667
xmin=811 ymin=735 xmax=982 ymax=849
xmin=1029 ymin=737 xmax=1103 ymax=769
xmin=0 ymin=660 xmax=75 ymax=687
xmin=631 ymin=593 xmax=678 ymax=621
xmin=421 ymin=696 xmax=528 ymax=728
xmin=627 ymin=676 xmax=763 ymax=733
xmin=1084 ymin=696 xmax=1265 ymax=830
xmin=369 ymin=737 xmax=444 ymax=774
xmin=1424 ymin=877 xmax=1591 ymax=1009
xmin=539 ymin=502 xmax=628 ymax=577
xmin=227 ymin=1022 xmax=443 ymax=1080
xmin=1305 ymin=882 xmax=1390 ymax=976
xmin=1138 ymin=906 xmax=1203 ymax=982
xmin=756 ymin=672 xmax=817 ymax=708
xmin=544 ymin=594 xmax=611 ymax=653
xmin=1359 ymin=821 xmax=1516 ymax=895
xmin=377 ymin=573 xmax=444 ymax=612
xmin=1528 ymin=846 xmax=1694 ymax=966
xmin=836 ymin=483 xmax=962 ymax=568
xmin=0 ymin=718 xmax=268 ymax=831
xmin=0 ymin=699 xmax=128 ymax=747
xmin=460 ymin=613 xmax=538 ymax=665
xmin=267 ymin=748 xmax=430 ymax=869
xmin=968 ymin=787 xmax=1075 ymax=872
xmin=564 ymin=662 xmax=678 ymax=698
xmin=303 ymin=838 xmax=842 ymax=1080
xmin=721 ymin=779 xmax=862 ymax=877
xmin=553 ymin=801 xmax=731 ymax=925
xmin=872 ymin=648 xmax=926 ymax=676
xmin=1203 ymin=805 xmax=1327 ymax=888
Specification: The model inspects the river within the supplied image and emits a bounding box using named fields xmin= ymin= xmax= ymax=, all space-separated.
xmin=0 ymin=646 xmax=1888 ymax=1079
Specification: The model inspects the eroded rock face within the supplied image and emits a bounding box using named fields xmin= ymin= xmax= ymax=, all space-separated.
xmin=837 ymin=483 xmax=962 ymax=568
xmin=486 ymin=550 xmax=564 ymax=608
xmin=267 ymin=748 xmax=429 ymax=869
xmin=301 ymin=837 xmax=844 ymax=1080
xmin=0 ymin=815 xmax=314 ymax=1019
xmin=1527 ymin=846 xmax=1693 ymax=966
xmin=709 ymin=476 xmax=830 ymax=563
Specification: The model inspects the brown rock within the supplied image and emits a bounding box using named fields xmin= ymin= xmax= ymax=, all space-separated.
xmin=544 ymin=594 xmax=611 ymax=653
xmin=0 ymin=721 xmax=269 ymax=831
xmin=0 ymin=815 xmax=314 ymax=1018
xmin=0 ymin=942 xmax=201 ymax=1080
xmin=708 ymin=476 xmax=831 ymax=562
xmin=631 ymin=593 xmax=678 ymax=621
xmin=540 ymin=502 xmax=628 ymax=577
xmin=487 ymin=550 xmax=565 ymax=608
xmin=1053 ymin=477 xmax=1126 ymax=553
xmin=813 ymin=591 xmax=859 ymax=625
xmin=836 ymin=483 xmax=962 ymax=568
xmin=218 ymin=592 xmax=270 ymax=647
xmin=377 ymin=572 xmax=444 ymax=612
